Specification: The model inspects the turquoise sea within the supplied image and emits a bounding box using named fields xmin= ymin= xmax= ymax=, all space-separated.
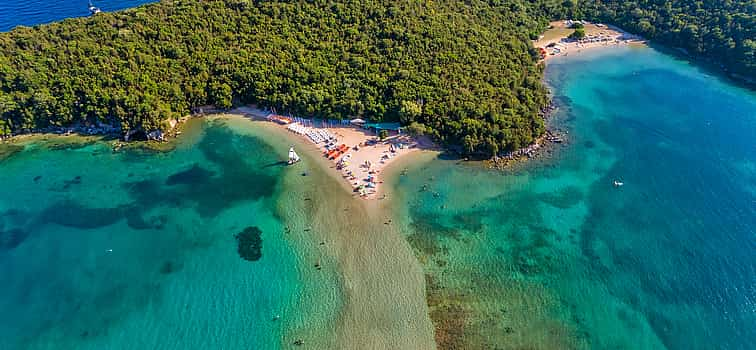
xmin=395 ymin=46 xmax=756 ymax=349
xmin=0 ymin=120 xmax=343 ymax=349
xmin=1 ymin=23 xmax=755 ymax=349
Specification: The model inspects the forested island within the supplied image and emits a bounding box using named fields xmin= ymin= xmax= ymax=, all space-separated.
xmin=0 ymin=0 xmax=753 ymax=155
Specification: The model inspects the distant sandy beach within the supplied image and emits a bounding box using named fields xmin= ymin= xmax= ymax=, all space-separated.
xmin=534 ymin=20 xmax=646 ymax=61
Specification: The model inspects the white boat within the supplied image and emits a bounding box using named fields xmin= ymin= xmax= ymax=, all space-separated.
xmin=613 ymin=180 xmax=624 ymax=187
xmin=288 ymin=147 xmax=301 ymax=165
xmin=88 ymin=1 xmax=101 ymax=15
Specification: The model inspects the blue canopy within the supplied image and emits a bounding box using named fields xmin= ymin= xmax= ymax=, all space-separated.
xmin=363 ymin=122 xmax=402 ymax=131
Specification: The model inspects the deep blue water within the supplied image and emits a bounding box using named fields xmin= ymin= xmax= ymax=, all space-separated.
xmin=0 ymin=0 xmax=155 ymax=32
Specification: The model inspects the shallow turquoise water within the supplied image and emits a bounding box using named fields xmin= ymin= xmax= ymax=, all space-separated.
xmin=0 ymin=121 xmax=336 ymax=349
xmin=397 ymin=46 xmax=756 ymax=349
xmin=1 ymin=45 xmax=754 ymax=349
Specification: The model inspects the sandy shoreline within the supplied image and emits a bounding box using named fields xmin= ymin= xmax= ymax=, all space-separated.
xmin=216 ymin=114 xmax=438 ymax=349
xmin=534 ymin=20 xmax=646 ymax=62
xmin=230 ymin=106 xmax=435 ymax=200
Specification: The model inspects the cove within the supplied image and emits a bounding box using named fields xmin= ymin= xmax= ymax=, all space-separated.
xmin=0 ymin=119 xmax=343 ymax=349
xmin=394 ymin=46 xmax=756 ymax=349
xmin=0 ymin=115 xmax=437 ymax=350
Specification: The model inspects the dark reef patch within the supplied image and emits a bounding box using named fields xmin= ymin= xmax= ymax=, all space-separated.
xmin=235 ymin=226 xmax=263 ymax=261
xmin=39 ymin=201 xmax=122 ymax=229
xmin=124 ymin=207 xmax=166 ymax=230
xmin=539 ymin=185 xmax=583 ymax=209
xmin=0 ymin=228 xmax=29 ymax=249
xmin=407 ymin=213 xmax=463 ymax=257
xmin=424 ymin=274 xmax=470 ymax=350
xmin=165 ymin=164 xmax=216 ymax=186
xmin=1 ymin=208 xmax=23 ymax=218
xmin=121 ymin=124 xmax=278 ymax=218
xmin=123 ymin=207 xmax=154 ymax=230
xmin=159 ymin=260 xmax=182 ymax=274
xmin=62 ymin=176 xmax=83 ymax=190
xmin=38 ymin=199 xmax=168 ymax=231
xmin=450 ymin=211 xmax=485 ymax=233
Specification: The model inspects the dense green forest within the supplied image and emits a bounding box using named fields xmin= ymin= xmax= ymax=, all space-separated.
xmin=0 ymin=0 xmax=552 ymax=155
xmin=0 ymin=0 xmax=753 ymax=155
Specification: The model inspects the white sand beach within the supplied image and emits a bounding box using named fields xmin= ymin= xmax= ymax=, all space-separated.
xmin=534 ymin=20 xmax=646 ymax=61
xmin=231 ymin=106 xmax=433 ymax=199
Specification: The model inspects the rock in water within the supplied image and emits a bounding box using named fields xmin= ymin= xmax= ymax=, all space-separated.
xmin=147 ymin=130 xmax=165 ymax=141
xmin=235 ymin=226 xmax=262 ymax=261
xmin=160 ymin=261 xmax=181 ymax=274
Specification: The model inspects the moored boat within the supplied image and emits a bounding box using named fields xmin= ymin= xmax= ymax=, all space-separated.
xmin=88 ymin=1 xmax=101 ymax=15
xmin=288 ymin=147 xmax=301 ymax=165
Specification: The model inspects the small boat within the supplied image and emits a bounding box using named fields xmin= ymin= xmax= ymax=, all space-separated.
xmin=613 ymin=180 xmax=624 ymax=187
xmin=288 ymin=147 xmax=301 ymax=165
xmin=88 ymin=1 xmax=101 ymax=15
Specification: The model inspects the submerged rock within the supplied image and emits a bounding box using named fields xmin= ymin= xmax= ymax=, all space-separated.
xmin=61 ymin=175 xmax=83 ymax=190
xmin=160 ymin=260 xmax=182 ymax=274
xmin=39 ymin=200 xmax=121 ymax=229
xmin=235 ymin=226 xmax=263 ymax=261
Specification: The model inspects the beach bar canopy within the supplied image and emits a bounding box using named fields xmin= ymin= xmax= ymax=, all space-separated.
xmin=364 ymin=122 xmax=401 ymax=131
xmin=350 ymin=118 xmax=366 ymax=125
xmin=363 ymin=122 xmax=403 ymax=135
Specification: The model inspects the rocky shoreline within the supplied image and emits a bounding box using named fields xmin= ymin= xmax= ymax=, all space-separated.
xmin=487 ymin=103 xmax=565 ymax=170
xmin=0 ymin=123 xmax=121 ymax=142
xmin=1 ymin=103 xmax=563 ymax=168
xmin=0 ymin=117 xmax=189 ymax=145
